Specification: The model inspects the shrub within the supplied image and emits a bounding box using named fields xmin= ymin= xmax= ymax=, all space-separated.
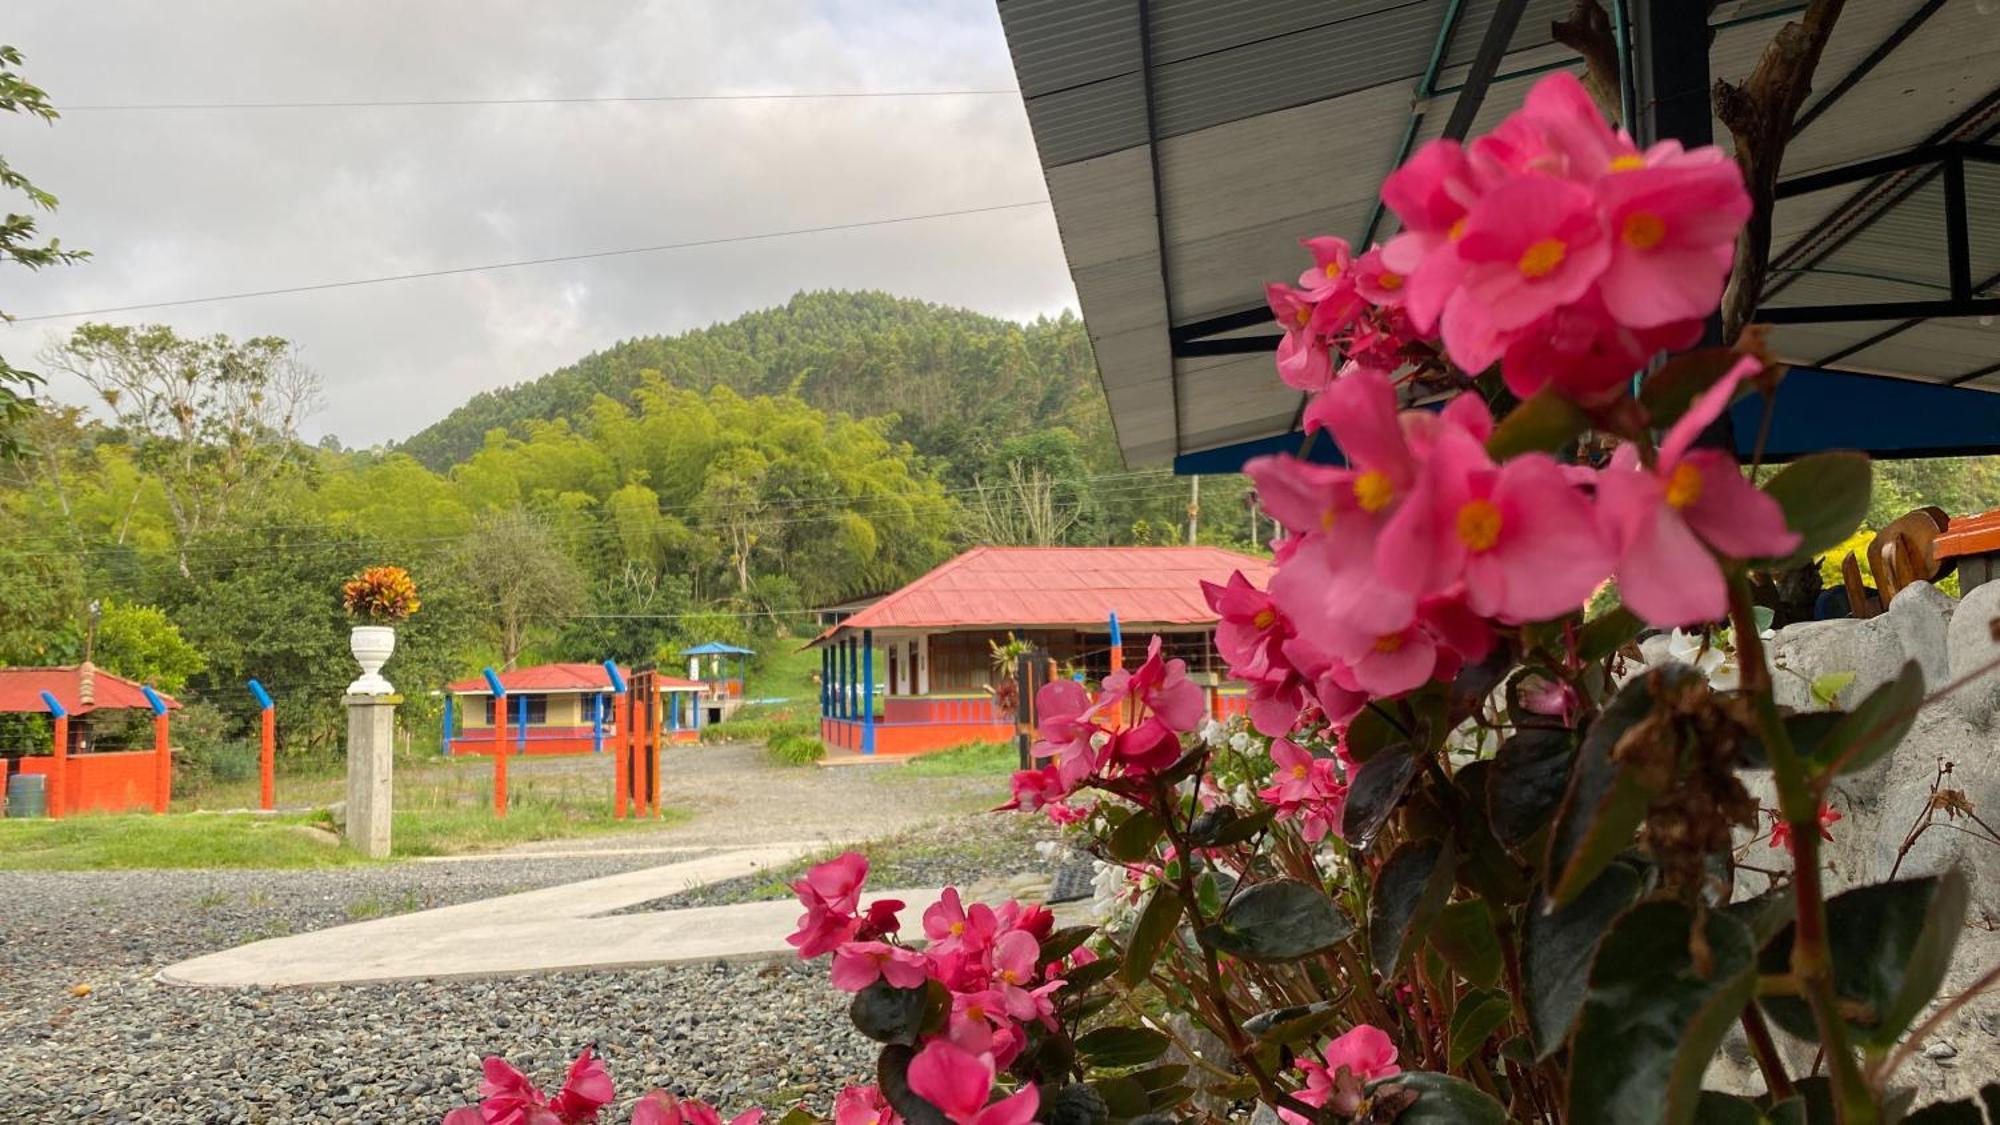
xmin=765 ymin=729 xmax=825 ymax=767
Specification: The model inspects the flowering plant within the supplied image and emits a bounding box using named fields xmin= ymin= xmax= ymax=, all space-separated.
xmin=443 ymin=71 xmax=1990 ymax=1125
xmin=341 ymin=564 xmax=421 ymax=623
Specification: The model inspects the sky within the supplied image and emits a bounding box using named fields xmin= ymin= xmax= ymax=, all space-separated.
xmin=0 ymin=0 xmax=1076 ymax=447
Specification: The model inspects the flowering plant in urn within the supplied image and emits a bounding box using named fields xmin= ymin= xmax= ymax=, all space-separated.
xmin=436 ymin=72 xmax=1997 ymax=1125
xmin=343 ymin=564 xmax=417 ymax=694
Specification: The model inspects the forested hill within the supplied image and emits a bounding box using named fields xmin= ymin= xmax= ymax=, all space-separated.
xmin=398 ymin=290 xmax=1112 ymax=480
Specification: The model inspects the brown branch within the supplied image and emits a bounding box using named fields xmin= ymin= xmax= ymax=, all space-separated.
xmin=1551 ymin=0 xmax=1622 ymax=126
xmin=1716 ymin=0 xmax=1848 ymax=339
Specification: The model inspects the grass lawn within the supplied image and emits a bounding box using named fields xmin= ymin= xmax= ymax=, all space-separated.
xmin=897 ymin=741 xmax=1017 ymax=779
xmin=6 ymin=757 xmax=679 ymax=870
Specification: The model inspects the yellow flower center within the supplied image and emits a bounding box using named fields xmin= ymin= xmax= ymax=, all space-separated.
xmin=1324 ymin=261 xmax=1342 ymax=279
xmin=1000 ymin=969 xmax=1024 ymax=985
xmin=1291 ymin=764 xmax=1307 ymax=779
xmin=1373 ymin=632 xmax=1405 ymax=654
xmin=1665 ymin=461 xmax=1703 ymax=509
xmin=1353 ymin=470 xmax=1395 ymax=513
xmin=1295 ymin=306 xmax=1311 ymax=325
xmin=1319 ymin=507 xmax=1337 ymax=533
xmin=1457 ymin=499 xmax=1503 ymax=552
xmin=1609 ymin=153 xmax=1647 ymax=172
xmin=1622 ymin=212 xmax=1666 ymax=251
xmin=1518 ymin=238 xmax=1567 ymax=279
xmin=1448 ymin=217 xmax=1467 ymax=241
xmin=950 ymin=921 xmax=965 ymax=936
xmin=966 ymin=1004 xmax=986 ymax=1022
xmin=1252 ymin=608 xmax=1277 ymax=630
xmin=1377 ymin=271 xmax=1404 ymax=291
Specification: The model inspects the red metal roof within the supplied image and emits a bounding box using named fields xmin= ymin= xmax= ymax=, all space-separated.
xmin=819 ymin=546 xmax=1275 ymax=640
xmin=0 ymin=664 xmax=181 ymax=715
xmin=446 ymin=663 xmax=704 ymax=695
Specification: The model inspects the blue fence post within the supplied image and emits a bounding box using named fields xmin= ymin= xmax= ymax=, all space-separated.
xmin=443 ymin=694 xmax=456 ymax=755
xmin=862 ymin=629 xmax=876 ymax=754
xmin=820 ymin=646 xmax=831 ymax=719
xmin=592 ymin=693 xmax=604 ymax=754
xmin=516 ymin=692 xmax=527 ymax=753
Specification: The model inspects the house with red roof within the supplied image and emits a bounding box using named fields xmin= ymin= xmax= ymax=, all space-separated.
xmin=442 ymin=662 xmax=708 ymax=756
xmin=810 ymin=545 xmax=1273 ymax=756
xmin=0 ymin=663 xmax=179 ymax=816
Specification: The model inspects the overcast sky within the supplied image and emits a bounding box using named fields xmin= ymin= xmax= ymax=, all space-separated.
xmin=0 ymin=0 xmax=1075 ymax=447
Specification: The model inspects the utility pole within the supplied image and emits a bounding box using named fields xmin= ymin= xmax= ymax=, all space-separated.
xmin=1187 ymin=475 xmax=1200 ymax=545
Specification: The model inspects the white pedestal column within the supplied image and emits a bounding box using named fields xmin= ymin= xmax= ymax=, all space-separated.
xmin=344 ymin=693 xmax=398 ymax=858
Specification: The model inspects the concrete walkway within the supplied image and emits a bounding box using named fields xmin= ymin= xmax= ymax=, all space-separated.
xmin=159 ymin=842 xmax=938 ymax=989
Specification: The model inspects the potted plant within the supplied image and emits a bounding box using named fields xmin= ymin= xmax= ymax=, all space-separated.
xmin=340 ymin=565 xmax=420 ymax=695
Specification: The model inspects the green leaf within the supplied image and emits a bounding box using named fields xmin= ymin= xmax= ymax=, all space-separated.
xmin=1448 ymin=646 xmax=1513 ymax=724
xmin=1568 ymin=900 xmax=1759 ymax=1125
xmin=1487 ymin=386 xmax=1589 ymax=460
xmin=1045 ymin=1084 xmax=1110 ymax=1125
xmin=1243 ymin=1000 xmax=1346 ymax=1044
xmin=1982 ymin=1084 xmax=2000 ymax=1122
xmin=1755 ymin=452 xmax=1872 ymax=569
xmin=1488 ymin=727 xmax=1574 ymax=852
xmin=1086 ymin=1077 xmax=1146 ymax=1120
xmin=1202 ymin=878 xmax=1355 ymax=963
xmin=1758 ymin=871 xmax=1970 ymax=1048
xmin=1451 ymin=761 xmax=1533 ymax=906
xmin=1341 ymin=741 xmax=1420 ymax=846
xmin=1446 ymin=987 xmax=1512 ymax=1069
xmin=1695 ymin=1092 xmax=1785 ymax=1125
xmin=1525 ymin=862 xmax=1643 ymax=1058
xmin=1189 ymin=805 xmax=1275 ymax=847
xmin=1076 ymin=1025 xmax=1171 ymax=1068
xmin=1109 ymin=808 xmax=1165 ymax=862
xmin=1901 ymin=1100 xmax=1985 ymax=1124
xmin=770 ymin=1106 xmax=819 ymax=1125
xmin=1041 ymin=925 xmax=1097 ymax=965
xmin=1369 ymin=838 xmax=1457 ymax=976
xmin=848 ymin=980 xmax=946 ymax=1045
xmin=1811 ymin=660 xmax=1924 ymax=776
xmin=1344 ymin=703 xmax=1403 ymax=763
xmin=1639 ymin=347 xmax=1753 ymax=428
xmin=1127 ymin=1065 xmax=1188 ymax=1092
xmin=1721 ymin=888 xmax=1795 ymax=952
xmin=1430 ymin=899 xmax=1504 ymax=989
xmin=1063 ymin=957 xmax=1120 ymax=993
xmin=1366 ymin=1072 xmax=1509 ymax=1124
xmin=1546 ymin=666 xmax=1697 ymax=906
xmin=876 ymin=1045 xmax=947 ymax=1125
xmin=1578 ymin=605 xmax=1644 ymax=662
xmin=1121 ymin=886 xmax=1182 ymax=985
xmin=1808 ymin=670 xmax=1855 ymax=708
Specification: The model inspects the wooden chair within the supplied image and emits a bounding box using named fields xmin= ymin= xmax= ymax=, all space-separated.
xmin=1867 ymin=506 xmax=1951 ymax=604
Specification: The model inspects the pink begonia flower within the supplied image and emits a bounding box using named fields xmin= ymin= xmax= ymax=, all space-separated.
xmin=834 ymin=1086 xmax=901 ymax=1125
xmin=1202 ymin=570 xmax=1293 ymax=685
xmin=1379 ymin=423 xmax=1611 ymax=623
xmin=830 ymin=941 xmax=930 ymax=992
xmin=923 ymin=888 xmax=998 ymax=955
xmin=1597 ymin=357 xmax=1800 ymax=626
xmin=1593 ymin=157 xmax=1748 ymax=329
xmin=1323 ymin=1024 xmax=1402 ymax=1082
xmin=988 ymin=930 xmax=1047 ymax=1020
xmin=1770 ymin=803 xmax=1842 ymax=852
xmin=1296 ymin=235 xmax=1354 ymax=299
xmin=1350 ymin=245 xmax=1409 ymax=307
xmin=999 ymin=765 xmax=1065 ymax=814
xmin=1445 ymin=173 xmax=1612 ymax=373
xmin=948 ymin=988 xmax=1014 ymax=1054
xmin=631 ymin=1092 xmax=765 ymax=1125
xmin=1471 ymin=70 xmax=1632 ymax=183
xmin=444 ymin=1049 xmax=614 ymax=1125
xmin=1266 ymin=283 xmax=1334 ymax=393
xmin=856 ymin=898 xmax=905 ymax=942
xmin=1257 ymin=740 xmax=1348 ymax=843
xmin=904 ymin=1041 xmax=1040 ymax=1125
xmin=1029 ymin=678 xmax=1100 ymax=787
xmin=1100 ymin=636 xmax=1206 ymax=732
xmin=1380 ymin=141 xmax=1482 ymax=333
xmin=1262 ymin=739 xmax=1322 ymax=806
xmin=997 ymin=899 xmax=1056 ymax=942
xmin=1500 ymin=293 xmax=1703 ymax=404
xmin=787 ymin=852 xmax=869 ymax=959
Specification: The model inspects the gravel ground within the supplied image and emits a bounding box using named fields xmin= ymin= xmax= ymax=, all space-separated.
xmin=0 ymin=745 xmax=1023 ymax=1123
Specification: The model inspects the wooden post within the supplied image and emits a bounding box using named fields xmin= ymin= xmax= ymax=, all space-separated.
xmin=249 ymin=679 xmax=275 ymax=812
xmin=483 ymin=668 xmax=508 ymax=817
xmin=143 ymin=685 xmax=170 ymax=814
xmin=39 ymin=691 xmax=66 ymax=819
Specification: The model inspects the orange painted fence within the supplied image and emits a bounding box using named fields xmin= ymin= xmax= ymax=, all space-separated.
xmin=16 ymin=750 xmax=166 ymax=815
xmin=820 ymin=684 xmax=1250 ymax=758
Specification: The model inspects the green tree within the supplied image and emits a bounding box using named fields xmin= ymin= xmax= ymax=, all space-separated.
xmin=92 ymin=598 xmax=205 ymax=692
xmin=453 ymin=507 xmax=586 ymax=665
xmin=0 ymin=46 xmax=87 ymax=460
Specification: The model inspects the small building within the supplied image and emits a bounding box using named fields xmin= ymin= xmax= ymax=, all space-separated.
xmin=443 ymin=663 xmax=706 ymax=756
xmin=0 ymin=663 xmax=179 ymax=815
xmin=811 ymin=546 xmax=1274 ymax=756
xmin=680 ymin=641 xmax=755 ymax=724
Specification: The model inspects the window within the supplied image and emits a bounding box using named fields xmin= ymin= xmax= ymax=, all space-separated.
xmin=483 ymin=694 xmax=549 ymax=725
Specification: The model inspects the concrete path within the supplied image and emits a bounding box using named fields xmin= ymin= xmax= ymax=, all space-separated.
xmin=159 ymin=842 xmax=936 ymax=989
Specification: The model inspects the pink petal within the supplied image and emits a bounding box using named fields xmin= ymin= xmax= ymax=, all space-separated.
xmin=1476 ymin=454 xmax=1613 ymax=622
xmin=1679 ymin=450 xmax=1802 ymax=559
xmin=1614 ymin=502 xmax=1729 ymax=627
xmin=970 ymin=1089 xmax=1040 ymax=1125
xmin=906 ymin=1041 xmax=993 ymax=1123
xmin=1660 ymin=355 xmax=1760 ymax=466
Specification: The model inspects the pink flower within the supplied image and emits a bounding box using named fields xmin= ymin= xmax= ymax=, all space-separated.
xmin=1445 ymin=173 xmax=1612 ymax=373
xmin=1029 ymin=679 xmax=1100 ymax=787
xmin=630 ymin=1092 xmax=764 ymax=1125
xmin=1267 ymin=283 xmax=1334 ymax=393
xmin=834 ymin=1086 xmax=901 ymax=1125
xmin=923 ymin=888 xmax=997 ymax=956
xmin=787 ymin=852 xmax=869 ymax=959
xmin=1594 ymin=158 xmax=1748 ymax=329
xmin=857 ymin=898 xmax=905 ymax=942
xmin=1350 ymin=246 xmax=1409 ymax=307
xmin=1323 ymin=1024 xmax=1401 ymax=1081
xmin=445 ymin=1049 xmax=613 ymax=1125
xmin=948 ymin=988 xmax=1014 ymax=1054
xmin=1596 ymin=357 xmax=1800 ymax=626
xmin=988 ymin=930 xmax=1047 ymax=1020
xmin=1500 ymin=294 xmax=1702 ymax=404
xmin=830 ymin=941 xmax=930 ymax=992
xmin=1297 ymin=235 xmax=1354 ymax=300
xmin=904 ymin=1041 xmax=1040 ymax=1125
xmin=1202 ymin=570 xmax=1293 ymax=685
xmin=1100 ymin=636 xmax=1205 ymax=732
xmin=1770 ymin=803 xmax=1842 ymax=852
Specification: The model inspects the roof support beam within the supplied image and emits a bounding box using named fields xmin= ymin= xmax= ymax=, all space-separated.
xmin=1761 ymin=296 xmax=2000 ymax=324
xmin=1440 ymin=0 xmax=1530 ymax=141
xmin=1133 ymin=0 xmax=1183 ymax=449
xmin=1790 ymin=0 xmax=1945 ymax=139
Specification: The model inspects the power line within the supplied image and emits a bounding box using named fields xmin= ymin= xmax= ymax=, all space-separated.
xmin=8 ymin=199 xmax=1052 ymax=322
xmin=58 ymin=89 xmax=1020 ymax=112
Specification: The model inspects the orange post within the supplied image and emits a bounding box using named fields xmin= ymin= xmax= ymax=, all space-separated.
xmin=153 ymin=711 xmax=171 ymax=814
xmin=612 ymin=690 xmax=629 ymax=819
xmin=483 ymin=668 xmax=508 ymax=818
xmin=259 ymin=708 xmax=276 ymax=811
xmin=645 ymin=686 xmax=661 ymax=817
xmin=49 ymin=712 xmax=67 ymax=820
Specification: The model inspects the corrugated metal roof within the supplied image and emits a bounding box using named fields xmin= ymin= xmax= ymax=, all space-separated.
xmin=818 ymin=545 xmax=1275 ymax=638
xmin=446 ymin=663 xmax=704 ymax=695
xmin=1000 ymin=0 xmax=2000 ymax=466
xmin=0 ymin=665 xmax=179 ymax=715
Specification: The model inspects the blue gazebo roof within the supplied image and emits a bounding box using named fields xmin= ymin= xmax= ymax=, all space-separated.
xmin=681 ymin=642 xmax=755 ymax=656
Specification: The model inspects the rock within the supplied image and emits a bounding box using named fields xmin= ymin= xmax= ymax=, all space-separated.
xmin=287 ymin=825 xmax=342 ymax=848
xmin=1768 ymin=616 xmax=1901 ymax=712
xmin=1887 ymin=580 xmax=1955 ymax=691
xmin=1946 ymin=578 xmax=2000 ymax=726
